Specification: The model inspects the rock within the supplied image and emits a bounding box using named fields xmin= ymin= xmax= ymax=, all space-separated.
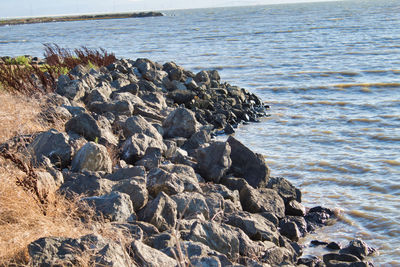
xmin=240 ymin=184 xmax=285 ymax=219
xmin=305 ymin=206 xmax=336 ymax=232
xmin=56 ymin=75 xmax=87 ymax=101
xmin=28 ymin=236 xmax=84 ymax=267
xmin=35 ymin=171 xmax=57 ymax=200
xmin=105 ymin=166 xmax=146 ymax=181
xmin=311 ymin=240 xmax=329 ymax=247
xmin=81 ymin=192 xmax=134 ymax=222
xmin=259 ymin=242 xmax=295 ymax=266
xmin=59 ymin=171 xmax=114 ymax=197
xmin=225 ymin=211 xmax=280 ymax=244
xmin=131 ymin=240 xmax=177 ymax=267
xmin=163 ymin=107 xmax=200 ymax=138
xmin=146 ymin=232 xmax=175 ymax=250
xmin=112 ymin=178 xmax=148 ymax=211
xmin=227 ymin=136 xmax=270 ymax=188
xmin=111 ymin=223 xmax=144 ymax=241
xmin=41 ymin=105 xmax=72 ymax=123
xmin=220 ymin=176 xmax=249 ymax=192
xmin=340 ymin=239 xmax=376 ymax=260
xmin=285 ymin=200 xmax=306 ymax=216
xmin=139 ymin=191 xmax=177 ymax=232
xmin=135 ymin=147 xmax=163 ymax=170
xmin=322 ymin=253 xmax=363 ymax=266
xmin=266 ymin=177 xmax=302 ymax=204
xmin=94 ymin=241 xmax=136 ymax=267
xmin=297 ymin=255 xmax=324 ymax=267
xmin=190 ymin=256 xmax=221 ymax=267
xmin=279 ymin=219 xmax=301 ymax=242
xmin=200 ymin=183 xmax=241 ymax=209
xmin=71 ymin=142 xmax=112 ymax=173
xmin=194 ymin=71 xmax=210 ymax=86
xmin=27 ymin=129 xmax=72 ymax=168
xmin=65 ymin=113 xmax=101 ymax=142
xmin=327 ymin=242 xmax=342 ymax=250
xmin=89 ymin=100 xmax=134 ymax=116
xmin=196 ymin=141 xmax=232 ymax=183
xmin=120 ymin=116 xmax=167 ymax=163
xmin=171 ymin=192 xmax=210 ymax=220
xmin=168 ymin=90 xmax=196 ymax=105
xmin=182 ymin=130 xmax=211 ymax=151
xmin=130 ymin=221 xmax=160 ymax=239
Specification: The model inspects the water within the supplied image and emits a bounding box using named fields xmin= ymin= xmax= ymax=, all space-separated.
xmin=1 ymin=0 xmax=399 ymax=264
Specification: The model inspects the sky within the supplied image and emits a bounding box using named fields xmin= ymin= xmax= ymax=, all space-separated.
xmin=0 ymin=0 xmax=335 ymax=18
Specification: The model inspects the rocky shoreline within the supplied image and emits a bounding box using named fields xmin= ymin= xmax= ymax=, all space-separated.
xmin=0 ymin=12 xmax=164 ymax=26
xmin=1 ymin=56 xmax=377 ymax=266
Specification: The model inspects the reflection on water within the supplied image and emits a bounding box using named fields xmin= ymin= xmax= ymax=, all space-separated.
xmin=1 ymin=0 xmax=400 ymax=264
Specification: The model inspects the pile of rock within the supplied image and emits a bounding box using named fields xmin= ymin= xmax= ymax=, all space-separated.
xmin=4 ymin=57 xmax=376 ymax=266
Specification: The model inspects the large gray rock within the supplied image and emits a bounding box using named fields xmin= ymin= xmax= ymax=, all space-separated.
xmin=240 ymin=184 xmax=285 ymax=219
xmin=105 ymin=166 xmax=146 ymax=181
xmin=27 ymin=129 xmax=72 ymax=168
xmin=322 ymin=253 xmax=363 ymax=267
xmin=339 ymin=239 xmax=376 ymax=260
xmin=81 ymin=192 xmax=134 ymax=222
xmin=71 ymin=142 xmax=112 ymax=173
xmin=266 ymin=177 xmax=302 ymax=204
xmin=139 ymin=191 xmax=177 ymax=232
xmin=89 ymin=100 xmax=134 ymax=116
xmin=59 ymin=171 xmax=114 ymax=197
xmin=279 ymin=219 xmax=301 ymax=242
xmin=196 ymin=141 xmax=232 ymax=183
xmin=120 ymin=116 xmax=166 ymax=163
xmin=113 ymin=178 xmax=148 ymax=211
xmin=65 ymin=113 xmax=101 ymax=142
xmin=200 ymin=183 xmax=241 ymax=210
xmin=225 ymin=211 xmax=280 ymax=244
xmin=131 ymin=240 xmax=177 ymax=267
xmin=227 ymin=136 xmax=270 ymax=188
xmin=56 ymin=75 xmax=87 ymax=102
xmin=163 ymin=107 xmax=200 ymax=138
xmin=171 ymin=192 xmax=210 ymax=220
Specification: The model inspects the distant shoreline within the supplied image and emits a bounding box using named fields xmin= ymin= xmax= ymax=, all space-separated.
xmin=0 ymin=12 xmax=164 ymax=26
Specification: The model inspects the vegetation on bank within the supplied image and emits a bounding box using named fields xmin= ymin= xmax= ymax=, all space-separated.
xmin=0 ymin=44 xmax=116 ymax=95
xmin=0 ymin=45 xmax=118 ymax=265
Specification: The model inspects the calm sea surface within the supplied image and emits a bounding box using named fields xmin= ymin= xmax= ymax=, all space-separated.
xmin=1 ymin=0 xmax=399 ymax=264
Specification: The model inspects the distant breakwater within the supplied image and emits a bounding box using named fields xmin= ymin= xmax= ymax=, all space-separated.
xmin=0 ymin=12 xmax=164 ymax=26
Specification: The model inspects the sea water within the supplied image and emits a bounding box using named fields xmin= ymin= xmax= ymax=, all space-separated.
xmin=1 ymin=0 xmax=399 ymax=264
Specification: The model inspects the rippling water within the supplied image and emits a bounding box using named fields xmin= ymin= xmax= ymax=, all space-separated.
xmin=1 ymin=0 xmax=399 ymax=264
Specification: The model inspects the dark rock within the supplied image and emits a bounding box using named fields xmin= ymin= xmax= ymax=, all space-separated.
xmin=56 ymin=75 xmax=87 ymax=101
xmin=286 ymin=200 xmax=306 ymax=216
xmin=227 ymin=136 xmax=270 ymax=188
xmin=311 ymin=240 xmax=329 ymax=246
xmin=220 ymin=176 xmax=249 ymax=192
xmin=81 ymin=192 xmax=134 ymax=222
xmin=305 ymin=206 xmax=336 ymax=232
xmin=323 ymin=253 xmax=362 ymax=266
xmin=139 ymin=191 xmax=177 ymax=232
xmin=146 ymin=232 xmax=175 ymax=250
xmin=340 ymin=239 xmax=376 ymax=260
xmin=259 ymin=242 xmax=296 ymax=266
xmin=190 ymin=256 xmax=221 ymax=267
xmin=297 ymin=255 xmax=325 ymax=267
xmin=285 ymin=215 xmax=308 ymax=236
xmin=196 ymin=141 xmax=232 ymax=183
xmin=279 ymin=219 xmax=301 ymax=242
xmin=71 ymin=142 xmax=112 ymax=173
xmin=194 ymin=70 xmax=210 ymax=86
xmin=59 ymin=171 xmax=114 ymax=197
xmin=131 ymin=240 xmax=177 ymax=266
xmin=182 ymin=130 xmax=211 ymax=151
xmin=163 ymin=107 xmax=200 ymax=138
xmin=65 ymin=113 xmax=101 ymax=142
xmin=240 ymin=184 xmax=285 ymax=219
xmin=135 ymin=147 xmax=162 ymax=170
xmin=267 ymin=177 xmax=299 ymax=203
xmin=224 ymin=123 xmax=235 ymax=134
xmin=168 ymin=90 xmax=196 ymax=105
xmin=200 ymin=183 xmax=241 ymax=208
xmin=105 ymin=166 xmax=146 ymax=181
xmin=327 ymin=241 xmax=342 ymax=250
xmin=130 ymin=221 xmax=160 ymax=238
xmin=171 ymin=192 xmax=209 ymax=219
xmin=27 ymin=129 xmax=72 ymax=168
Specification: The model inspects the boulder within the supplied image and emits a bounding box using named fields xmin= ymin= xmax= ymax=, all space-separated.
xmin=59 ymin=171 xmax=114 ymax=197
xmin=225 ymin=211 xmax=280 ymax=244
xmin=240 ymin=184 xmax=285 ymax=219
xmin=340 ymin=239 xmax=376 ymax=260
xmin=196 ymin=142 xmax=232 ymax=183
xmin=81 ymin=192 xmax=134 ymax=222
xmin=89 ymin=100 xmax=134 ymax=116
xmin=112 ymin=178 xmax=148 ymax=211
xmin=56 ymin=75 xmax=87 ymax=102
xmin=131 ymin=240 xmax=177 ymax=267
xmin=139 ymin=191 xmax=177 ymax=232
xmin=227 ymin=136 xmax=270 ymax=188
xmin=171 ymin=192 xmax=210 ymax=220
xmin=65 ymin=113 xmax=101 ymax=142
xmin=71 ymin=142 xmax=112 ymax=173
xmin=305 ymin=206 xmax=336 ymax=232
xmin=279 ymin=219 xmax=301 ymax=242
xmin=322 ymin=253 xmax=363 ymax=266
xmin=285 ymin=200 xmax=306 ymax=216
xmin=163 ymin=107 xmax=200 ymax=138
xmin=27 ymin=129 xmax=72 ymax=168
xmin=266 ymin=177 xmax=301 ymax=204
xmin=182 ymin=130 xmax=211 ymax=151
xmin=105 ymin=166 xmax=146 ymax=181
xmin=200 ymin=183 xmax=241 ymax=210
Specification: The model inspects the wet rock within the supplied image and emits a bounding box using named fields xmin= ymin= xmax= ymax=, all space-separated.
xmin=311 ymin=240 xmax=329 ymax=247
xmin=27 ymin=129 xmax=72 ymax=168
xmin=279 ymin=219 xmax=301 ymax=242
xmin=196 ymin=141 xmax=232 ymax=183
xmin=327 ymin=241 xmax=342 ymax=250
xmin=266 ymin=176 xmax=302 ymax=204
xmin=139 ymin=191 xmax=177 ymax=232
xmin=227 ymin=136 xmax=270 ymax=188
xmin=65 ymin=113 xmax=101 ymax=142
xmin=286 ymin=200 xmax=306 ymax=216
xmin=322 ymin=253 xmax=362 ymax=266
xmin=81 ymin=192 xmax=134 ymax=222
xmin=163 ymin=107 xmax=200 ymax=138
xmin=340 ymin=239 xmax=376 ymax=260
xmin=225 ymin=210 xmax=280 ymax=244
xmin=171 ymin=192 xmax=210 ymax=219
xmin=112 ymin=178 xmax=148 ymax=211
xmin=297 ymin=255 xmax=325 ymax=267
xmin=240 ymin=184 xmax=285 ymax=219
xmin=305 ymin=206 xmax=336 ymax=232
xmin=71 ymin=142 xmax=112 ymax=173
